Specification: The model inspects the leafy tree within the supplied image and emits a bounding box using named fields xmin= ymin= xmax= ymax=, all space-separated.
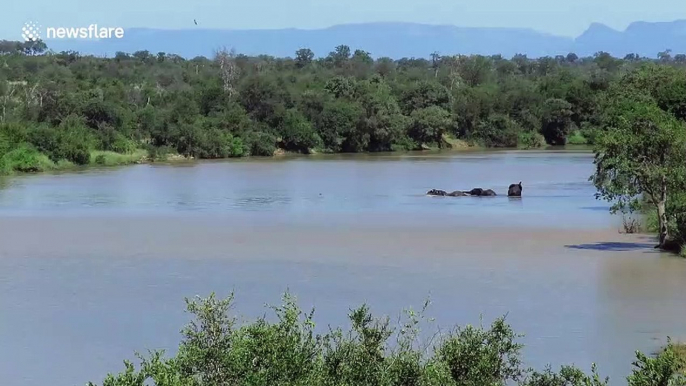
xmin=278 ymin=108 xmax=321 ymax=153
xmin=399 ymin=81 xmax=451 ymax=115
xmin=541 ymin=98 xmax=573 ymax=145
xmin=328 ymin=45 xmax=351 ymax=67
xmin=23 ymin=39 xmax=47 ymax=55
xmin=324 ymin=76 xmax=356 ymax=99
xmin=316 ymin=99 xmax=364 ymax=152
xmin=5 ymin=39 xmax=686 ymax=178
xmin=294 ymin=48 xmax=314 ymax=68
xmin=408 ymin=106 xmax=452 ymax=146
xmin=591 ymin=97 xmax=686 ymax=249
xmin=474 ymin=114 xmax=521 ymax=148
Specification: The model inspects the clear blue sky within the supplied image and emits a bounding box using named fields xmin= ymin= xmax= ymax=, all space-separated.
xmin=3 ymin=0 xmax=685 ymax=39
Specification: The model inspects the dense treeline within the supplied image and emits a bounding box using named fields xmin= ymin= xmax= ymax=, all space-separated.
xmin=90 ymin=292 xmax=686 ymax=386
xmin=3 ymin=40 xmax=686 ymax=174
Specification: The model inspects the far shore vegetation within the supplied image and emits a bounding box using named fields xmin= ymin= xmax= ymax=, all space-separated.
xmin=0 ymin=39 xmax=670 ymax=175
xmin=89 ymin=291 xmax=686 ymax=386
xmin=3 ymin=40 xmax=686 ymax=253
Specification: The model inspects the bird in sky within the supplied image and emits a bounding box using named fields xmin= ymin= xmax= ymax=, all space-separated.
xmin=194 ymin=19 xmax=198 ymax=25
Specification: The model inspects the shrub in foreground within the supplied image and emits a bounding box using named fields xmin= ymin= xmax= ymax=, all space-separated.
xmin=88 ymin=292 xmax=686 ymax=386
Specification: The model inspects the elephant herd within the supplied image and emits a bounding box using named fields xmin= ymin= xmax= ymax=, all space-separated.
xmin=427 ymin=182 xmax=523 ymax=197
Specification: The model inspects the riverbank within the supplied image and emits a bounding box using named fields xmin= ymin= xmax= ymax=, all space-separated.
xmin=0 ymin=148 xmax=195 ymax=176
xmin=0 ymin=143 xmax=596 ymax=178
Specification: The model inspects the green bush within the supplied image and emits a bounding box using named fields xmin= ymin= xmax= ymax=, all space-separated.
xmin=523 ymin=365 xmax=608 ymax=386
xmin=279 ymin=108 xmax=322 ymax=153
xmin=315 ymin=100 xmax=364 ymax=153
xmin=99 ymin=129 xmax=138 ymax=154
xmin=567 ymin=130 xmax=588 ymax=145
xmin=1 ymin=144 xmax=55 ymax=173
xmin=408 ymin=106 xmax=452 ymax=146
xmin=579 ymin=123 xmax=602 ymax=145
xmin=518 ymin=131 xmax=547 ymax=149
xmin=28 ymin=117 xmax=96 ymax=165
xmin=198 ymin=129 xmax=246 ymax=158
xmin=437 ymin=316 xmax=524 ymax=385
xmin=87 ymin=292 xmax=686 ymax=386
xmin=627 ymin=341 xmax=686 ymax=386
xmin=0 ymin=122 xmax=30 ymax=151
xmin=248 ymin=131 xmax=277 ymax=156
xmin=473 ymin=114 xmax=521 ymax=147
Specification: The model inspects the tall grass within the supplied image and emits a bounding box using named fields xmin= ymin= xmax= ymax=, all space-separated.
xmin=567 ymin=130 xmax=589 ymax=145
xmin=90 ymin=149 xmax=148 ymax=167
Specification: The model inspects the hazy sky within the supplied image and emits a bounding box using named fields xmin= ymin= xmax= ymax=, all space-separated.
xmin=3 ymin=0 xmax=685 ymax=39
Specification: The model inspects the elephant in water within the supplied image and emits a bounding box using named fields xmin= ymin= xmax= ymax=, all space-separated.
xmin=468 ymin=188 xmax=497 ymax=196
xmin=428 ymin=188 xmax=495 ymax=197
xmin=508 ymin=182 xmax=523 ymax=197
xmin=427 ymin=189 xmax=448 ymax=196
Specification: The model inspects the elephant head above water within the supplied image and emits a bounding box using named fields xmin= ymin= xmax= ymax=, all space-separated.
xmin=508 ymin=182 xmax=523 ymax=197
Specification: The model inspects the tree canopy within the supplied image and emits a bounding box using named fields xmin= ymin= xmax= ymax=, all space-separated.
xmin=3 ymin=41 xmax=686 ymax=182
xmin=592 ymin=66 xmax=686 ymax=249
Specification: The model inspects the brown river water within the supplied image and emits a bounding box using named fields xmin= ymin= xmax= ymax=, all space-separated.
xmin=0 ymin=150 xmax=685 ymax=385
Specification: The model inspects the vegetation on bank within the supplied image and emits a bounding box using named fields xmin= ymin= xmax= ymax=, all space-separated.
xmin=588 ymin=64 xmax=686 ymax=253
xmin=3 ymin=40 xmax=686 ymax=174
xmin=89 ymin=292 xmax=685 ymax=386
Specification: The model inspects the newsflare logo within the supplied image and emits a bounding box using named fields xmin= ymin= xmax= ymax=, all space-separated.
xmin=21 ymin=21 xmax=41 ymax=42
xmin=21 ymin=21 xmax=125 ymax=41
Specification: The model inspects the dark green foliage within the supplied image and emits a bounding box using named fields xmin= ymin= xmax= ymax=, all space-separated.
xmin=315 ymin=99 xmax=364 ymax=152
xmin=87 ymin=292 xmax=685 ymax=386
xmin=2 ymin=40 xmax=686 ymax=175
xmin=399 ymin=81 xmax=451 ymax=115
xmin=518 ymin=131 xmax=547 ymax=149
xmin=626 ymin=341 xmax=686 ymax=386
xmin=541 ymin=98 xmax=574 ymax=145
xmin=473 ymin=114 xmax=521 ymax=148
xmin=1 ymin=144 xmax=55 ymax=173
xmin=591 ymin=86 xmax=686 ymax=249
xmin=408 ymin=106 xmax=451 ymax=146
xmin=437 ymin=316 xmax=524 ymax=385
xmin=247 ymin=131 xmax=278 ymax=156
xmin=523 ymin=364 xmax=609 ymax=386
xmin=279 ymin=108 xmax=322 ymax=153
xmin=29 ymin=116 xmax=95 ymax=164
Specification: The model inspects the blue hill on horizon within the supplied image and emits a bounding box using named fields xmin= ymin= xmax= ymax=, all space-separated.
xmin=38 ymin=20 xmax=686 ymax=59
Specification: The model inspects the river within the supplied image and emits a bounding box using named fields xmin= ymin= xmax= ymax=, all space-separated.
xmin=1 ymin=150 xmax=685 ymax=386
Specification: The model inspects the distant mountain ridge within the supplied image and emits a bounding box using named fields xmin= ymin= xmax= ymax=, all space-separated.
xmin=42 ymin=20 xmax=686 ymax=59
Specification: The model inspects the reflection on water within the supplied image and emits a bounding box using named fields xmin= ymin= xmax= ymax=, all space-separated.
xmin=1 ymin=150 xmax=684 ymax=386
